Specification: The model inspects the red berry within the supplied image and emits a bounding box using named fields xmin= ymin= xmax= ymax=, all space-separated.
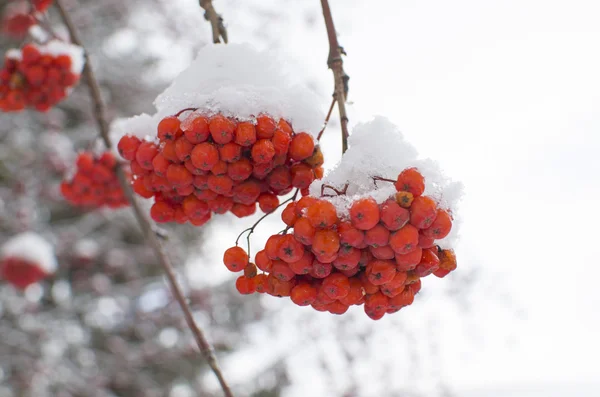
xmin=223 ymin=246 xmax=249 ymax=272
xmin=209 ymin=114 xmax=236 ymax=144
xmin=157 ymin=116 xmax=182 ymax=141
xmin=395 ymin=167 xmax=425 ymax=196
xmin=291 ymin=283 xmax=318 ymax=306
xmin=409 ymin=196 xmax=438 ymax=229
xmin=350 ymin=198 xmax=380 ymax=230
xmin=422 ymin=209 xmax=453 ymax=239
xmin=289 ymin=133 xmax=314 ymax=161
xmin=389 ymin=225 xmax=419 ymax=255
xmin=236 ymin=276 xmax=257 ymax=294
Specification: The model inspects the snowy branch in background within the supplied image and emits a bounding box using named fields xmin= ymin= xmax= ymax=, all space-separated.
xmin=320 ymin=0 xmax=350 ymax=153
xmin=53 ymin=1 xmax=234 ymax=396
xmin=200 ymin=0 xmax=228 ymax=44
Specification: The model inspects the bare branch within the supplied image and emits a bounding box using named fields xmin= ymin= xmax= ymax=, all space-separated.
xmin=317 ymin=97 xmax=337 ymax=141
xmin=199 ymin=0 xmax=228 ymax=44
xmin=53 ymin=1 xmax=234 ymax=396
xmin=320 ymin=0 xmax=350 ymax=153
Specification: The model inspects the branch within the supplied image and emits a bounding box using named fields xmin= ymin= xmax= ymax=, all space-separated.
xmin=320 ymin=0 xmax=350 ymax=153
xmin=199 ymin=0 xmax=228 ymax=44
xmin=53 ymin=2 xmax=234 ymax=396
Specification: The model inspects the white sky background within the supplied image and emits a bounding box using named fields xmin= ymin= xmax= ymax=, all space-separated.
xmin=125 ymin=0 xmax=600 ymax=395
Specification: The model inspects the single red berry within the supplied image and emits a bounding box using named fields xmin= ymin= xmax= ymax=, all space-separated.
xmin=236 ymin=275 xmax=257 ymax=294
xmin=157 ymin=116 xmax=182 ymax=141
xmin=256 ymin=114 xmax=277 ymax=139
xmin=289 ymin=132 xmax=315 ymax=161
xmin=305 ymin=200 xmax=338 ymax=229
xmin=366 ymin=260 xmax=397 ymax=285
xmin=181 ymin=114 xmax=210 ymax=144
xmin=413 ymin=248 xmax=440 ymax=277
xmin=364 ymin=224 xmax=391 ymax=247
xmin=291 ymin=283 xmax=318 ymax=306
xmin=117 ymin=135 xmax=142 ymax=161
xmin=258 ymin=193 xmax=279 ymax=213
xmin=234 ymin=122 xmax=257 ymax=146
xmin=395 ymin=167 xmax=425 ymax=196
xmin=364 ymin=292 xmax=389 ymax=320
xmin=389 ymin=224 xmax=419 ymax=255
xmin=277 ymin=234 xmax=306 ymax=264
xmin=394 ymin=247 xmax=423 ymax=271
xmin=281 ymin=202 xmax=298 ymax=226
xmin=223 ymin=246 xmax=249 ymax=272
xmin=422 ymin=209 xmax=453 ymax=239
xmin=209 ymin=114 xmax=236 ymax=144
xmin=251 ymin=139 xmax=276 ymax=164
xmin=409 ymin=196 xmax=438 ymax=229
xmin=350 ymin=198 xmax=380 ymax=230
xmin=191 ymin=142 xmax=219 ymax=170
xmin=380 ymin=199 xmax=410 ymax=231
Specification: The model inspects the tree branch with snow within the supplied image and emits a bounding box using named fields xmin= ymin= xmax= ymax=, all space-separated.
xmin=53 ymin=1 xmax=234 ymax=396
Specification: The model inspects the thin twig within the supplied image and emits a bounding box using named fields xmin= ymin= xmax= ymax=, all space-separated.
xmin=199 ymin=0 xmax=228 ymax=44
xmin=320 ymin=0 xmax=350 ymax=153
xmin=53 ymin=1 xmax=234 ymax=396
xmin=317 ymin=96 xmax=337 ymax=141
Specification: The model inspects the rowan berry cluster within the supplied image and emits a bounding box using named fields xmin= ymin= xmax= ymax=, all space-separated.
xmin=60 ymin=151 xmax=129 ymax=208
xmin=1 ymin=0 xmax=53 ymax=38
xmin=0 ymin=257 xmax=49 ymax=290
xmin=1 ymin=232 xmax=57 ymax=290
xmin=224 ymin=168 xmax=457 ymax=320
xmin=0 ymin=43 xmax=81 ymax=112
xmin=117 ymin=112 xmax=324 ymax=226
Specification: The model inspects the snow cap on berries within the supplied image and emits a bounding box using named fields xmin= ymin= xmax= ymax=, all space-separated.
xmin=310 ymin=116 xmax=464 ymax=247
xmin=1 ymin=232 xmax=58 ymax=274
xmin=155 ymin=44 xmax=324 ymax=134
xmin=111 ymin=43 xmax=325 ymax=146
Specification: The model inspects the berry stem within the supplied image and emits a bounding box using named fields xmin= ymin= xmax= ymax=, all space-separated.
xmin=199 ymin=0 xmax=228 ymax=44
xmin=372 ymin=176 xmax=396 ymax=187
xmin=321 ymin=183 xmax=348 ymax=197
xmin=320 ymin=0 xmax=350 ymax=153
xmin=235 ymin=189 xmax=300 ymax=258
xmin=317 ymin=96 xmax=337 ymax=141
xmin=53 ymin=2 xmax=234 ymax=396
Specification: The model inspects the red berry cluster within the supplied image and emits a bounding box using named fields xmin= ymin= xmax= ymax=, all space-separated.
xmin=224 ymin=168 xmax=458 ymax=320
xmin=60 ymin=151 xmax=129 ymax=208
xmin=0 ymin=43 xmax=80 ymax=112
xmin=1 ymin=1 xmax=53 ymax=38
xmin=0 ymin=256 xmax=49 ymax=290
xmin=117 ymin=112 xmax=325 ymax=226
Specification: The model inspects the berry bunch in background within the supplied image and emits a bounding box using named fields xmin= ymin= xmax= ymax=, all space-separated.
xmin=60 ymin=151 xmax=129 ymax=209
xmin=1 ymin=0 xmax=53 ymax=38
xmin=224 ymin=167 xmax=458 ymax=320
xmin=0 ymin=41 xmax=83 ymax=112
xmin=117 ymin=111 xmax=325 ymax=226
xmin=0 ymin=232 xmax=57 ymax=290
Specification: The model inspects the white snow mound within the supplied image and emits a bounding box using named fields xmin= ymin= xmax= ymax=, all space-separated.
xmin=309 ymin=116 xmax=464 ymax=248
xmin=110 ymin=43 xmax=324 ymax=146
xmin=1 ymin=232 xmax=58 ymax=274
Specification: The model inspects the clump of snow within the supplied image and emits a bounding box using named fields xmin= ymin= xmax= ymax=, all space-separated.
xmin=110 ymin=43 xmax=324 ymax=145
xmin=6 ymin=49 xmax=21 ymax=60
xmin=110 ymin=113 xmax=159 ymax=143
xmin=310 ymin=116 xmax=464 ymax=248
xmin=1 ymin=232 xmax=58 ymax=274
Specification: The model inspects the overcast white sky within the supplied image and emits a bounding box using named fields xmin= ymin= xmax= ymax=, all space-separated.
xmin=151 ymin=0 xmax=600 ymax=395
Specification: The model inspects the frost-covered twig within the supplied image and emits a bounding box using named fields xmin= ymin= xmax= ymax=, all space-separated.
xmin=53 ymin=2 xmax=234 ymax=396
xmin=320 ymin=0 xmax=350 ymax=153
xmin=199 ymin=0 xmax=228 ymax=44
xmin=317 ymin=96 xmax=337 ymax=141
